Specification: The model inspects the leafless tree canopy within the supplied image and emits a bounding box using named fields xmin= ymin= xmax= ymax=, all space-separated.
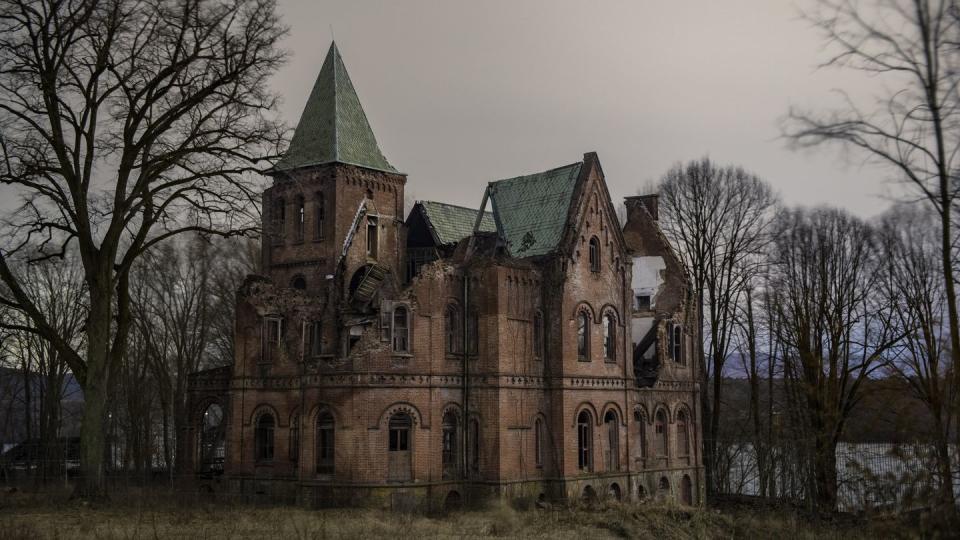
xmin=657 ymin=157 xmax=778 ymax=493
xmin=0 ymin=0 xmax=286 ymax=497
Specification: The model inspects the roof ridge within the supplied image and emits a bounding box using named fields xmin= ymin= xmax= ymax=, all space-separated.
xmin=489 ymin=161 xmax=583 ymax=187
xmin=420 ymin=200 xmax=492 ymax=213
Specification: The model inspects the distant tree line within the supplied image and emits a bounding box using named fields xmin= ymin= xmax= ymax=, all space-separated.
xmin=654 ymin=0 xmax=960 ymax=515
xmin=0 ymin=235 xmax=257 ymax=481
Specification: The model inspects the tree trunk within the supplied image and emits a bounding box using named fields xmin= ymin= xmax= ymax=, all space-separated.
xmin=73 ymin=287 xmax=113 ymax=500
xmin=813 ymin=436 xmax=838 ymax=513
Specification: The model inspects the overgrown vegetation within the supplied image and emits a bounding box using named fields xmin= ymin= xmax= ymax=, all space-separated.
xmin=0 ymin=488 xmax=926 ymax=540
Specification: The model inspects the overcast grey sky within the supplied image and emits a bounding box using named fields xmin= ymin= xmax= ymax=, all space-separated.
xmin=275 ymin=0 xmax=899 ymax=218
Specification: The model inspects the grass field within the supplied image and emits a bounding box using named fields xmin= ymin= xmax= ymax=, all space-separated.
xmin=0 ymin=487 xmax=935 ymax=539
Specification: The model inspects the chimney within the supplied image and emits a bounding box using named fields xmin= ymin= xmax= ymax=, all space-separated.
xmin=625 ymin=194 xmax=659 ymax=221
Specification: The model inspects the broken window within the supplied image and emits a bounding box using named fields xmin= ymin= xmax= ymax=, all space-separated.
xmin=393 ymin=306 xmax=409 ymax=353
xmin=255 ymin=412 xmax=275 ymax=463
xmin=589 ymin=237 xmax=600 ymax=272
xmin=603 ymin=313 xmax=616 ymax=361
xmin=316 ymin=411 xmax=335 ymax=475
xmin=577 ymin=311 xmax=590 ymax=361
xmin=577 ymin=410 xmax=592 ymax=471
xmin=366 ymin=216 xmax=379 ymax=259
xmin=635 ymin=295 xmax=651 ymax=311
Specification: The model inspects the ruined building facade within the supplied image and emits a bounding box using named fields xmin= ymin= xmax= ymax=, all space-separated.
xmin=186 ymin=43 xmax=703 ymax=510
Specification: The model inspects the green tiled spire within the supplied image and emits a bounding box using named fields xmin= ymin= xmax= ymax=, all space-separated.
xmin=275 ymin=42 xmax=397 ymax=173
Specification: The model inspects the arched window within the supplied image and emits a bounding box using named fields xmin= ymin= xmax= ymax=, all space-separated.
xmin=655 ymin=409 xmax=668 ymax=458
xmin=672 ymin=323 xmax=683 ymax=365
xmin=677 ymin=410 xmax=690 ymax=459
xmin=441 ymin=411 xmax=459 ymax=479
xmin=469 ymin=418 xmax=480 ymax=473
xmin=393 ymin=306 xmax=409 ymax=353
xmin=533 ymin=311 xmax=544 ymax=360
xmin=388 ymin=413 xmax=412 ymax=482
xmin=316 ymin=411 xmax=335 ymax=475
xmin=199 ymin=403 xmax=225 ymax=473
xmin=445 ymin=304 xmax=462 ymax=355
xmin=295 ymin=195 xmax=305 ymax=241
xmin=577 ymin=410 xmax=592 ymax=471
xmin=534 ymin=417 xmax=545 ymax=468
xmin=291 ymin=275 xmax=306 ymax=290
xmin=588 ymin=237 xmax=600 ymax=272
xmin=577 ymin=311 xmax=590 ymax=360
xmin=659 ymin=476 xmax=670 ymax=497
xmin=255 ymin=412 xmax=275 ymax=463
xmin=289 ymin=413 xmax=300 ymax=462
xmin=604 ymin=410 xmax=619 ymax=472
xmin=271 ymin=198 xmax=285 ymax=245
xmin=603 ymin=313 xmax=616 ymax=361
xmin=314 ymin=192 xmax=325 ymax=241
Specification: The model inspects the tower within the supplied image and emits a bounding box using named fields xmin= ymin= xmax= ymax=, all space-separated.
xmin=263 ymin=42 xmax=406 ymax=300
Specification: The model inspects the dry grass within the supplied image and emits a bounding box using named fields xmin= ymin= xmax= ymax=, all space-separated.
xmin=0 ymin=487 xmax=925 ymax=539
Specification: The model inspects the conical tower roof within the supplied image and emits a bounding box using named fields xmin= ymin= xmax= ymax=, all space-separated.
xmin=274 ymin=42 xmax=397 ymax=173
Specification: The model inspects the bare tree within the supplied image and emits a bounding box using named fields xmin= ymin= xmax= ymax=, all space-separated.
xmin=0 ymin=251 xmax=86 ymax=480
xmin=769 ymin=207 xmax=900 ymax=511
xmin=658 ymin=157 xmax=777 ymax=494
xmin=784 ymin=0 xmax=960 ymax=413
xmin=0 ymin=0 xmax=285 ymax=498
xmin=877 ymin=204 xmax=957 ymax=511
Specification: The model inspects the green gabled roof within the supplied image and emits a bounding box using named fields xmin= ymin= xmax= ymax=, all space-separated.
xmin=275 ymin=42 xmax=396 ymax=173
xmin=419 ymin=200 xmax=496 ymax=246
xmin=486 ymin=162 xmax=582 ymax=258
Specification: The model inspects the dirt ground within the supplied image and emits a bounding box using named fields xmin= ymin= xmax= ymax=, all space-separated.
xmin=0 ymin=487 xmax=933 ymax=539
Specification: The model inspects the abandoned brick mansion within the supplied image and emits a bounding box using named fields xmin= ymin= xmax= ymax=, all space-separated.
xmin=185 ymin=42 xmax=703 ymax=510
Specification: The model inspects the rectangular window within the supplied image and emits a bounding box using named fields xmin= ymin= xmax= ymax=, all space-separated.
xmin=366 ymin=216 xmax=379 ymax=259
xmin=289 ymin=415 xmax=300 ymax=462
xmin=466 ymin=311 xmax=479 ymax=355
xmin=309 ymin=321 xmax=322 ymax=357
xmin=314 ymin=195 xmax=325 ymax=241
xmin=262 ymin=317 xmax=282 ymax=362
xmin=389 ymin=427 xmax=409 ymax=451
xmin=636 ymin=295 xmax=651 ymax=311
xmin=392 ymin=307 xmax=410 ymax=353
xmin=672 ymin=324 xmax=683 ymax=364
